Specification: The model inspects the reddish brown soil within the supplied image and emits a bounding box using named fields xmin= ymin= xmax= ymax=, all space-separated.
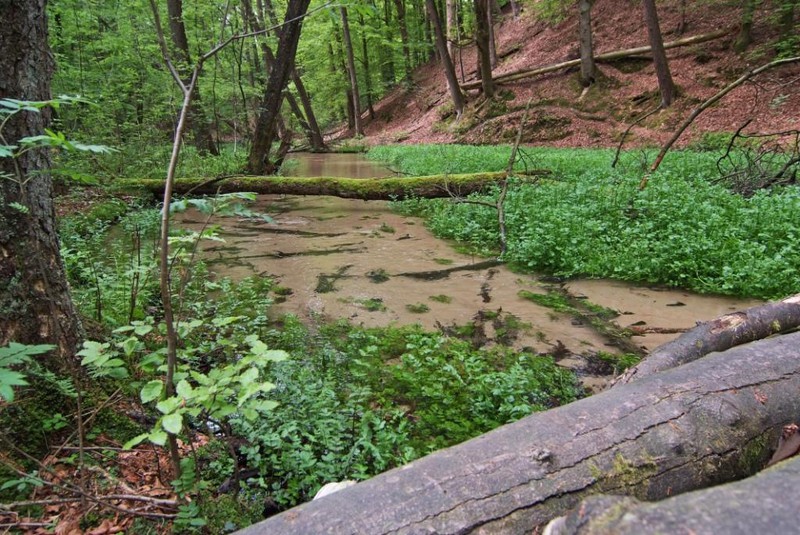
xmin=356 ymin=0 xmax=800 ymax=148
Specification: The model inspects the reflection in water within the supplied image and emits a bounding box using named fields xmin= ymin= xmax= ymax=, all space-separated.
xmin=282 ymin=152 xmax=393 ymax=178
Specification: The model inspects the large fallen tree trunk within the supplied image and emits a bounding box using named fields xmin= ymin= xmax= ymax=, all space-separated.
xmin=236 ymin=331 xmax=800 ymax=535
xmin=615 ymin=293 xmax=800 ymax=386
xmin=116 ymin=171 xmax=548 ymax=200
xmin=461 ymin=29 xmax=729 ymax=90
xmin=545 ymin=455 xmax=800 ymax=535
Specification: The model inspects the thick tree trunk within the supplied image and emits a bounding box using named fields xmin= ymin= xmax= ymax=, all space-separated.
xmin=246 ymin=0 xmax=311 ymax=174
xmin=642 ymin=0 xmax=675 ymax=107
xmin=461 ymin=29 xmax=728 ymax=90
xmin=615 ymin=293 xmax=800 ymax=385
xmin=166 ymin=0 xmax=219 ymax=155
xmin=474 ymin=0 xmax=495 ymax=97
xmin=426 ymin=0 xmax=465 ymax=116
xmin=393 ymin=0 xmax=414 ymax=86
xmin=122 ymin=170 xmax=550 ymax=199
xmin=578 ymin=0 xmax=597 ymax=87
xmin=235 ymin=332 xmax=800 ymax=534
xmin=0 ymin=0 xmax=83 ymax=364
xmin=547 ymin=456 xmax=800 ymax=535
xmin=341 ymin=7 xmax=364 ymax=136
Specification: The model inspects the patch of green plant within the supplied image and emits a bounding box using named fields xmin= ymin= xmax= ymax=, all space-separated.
xmin=432 ymin=257 xmax=454 ymax=265
xmin=379 ymin=222 xmax=395 ymax=234
xmin=595 ymin=351 xmax=641 ymax=373
xmin=518 ymin=290 xmax=575 ymax=314
xmin=360 ymin=297 xmax=387 ymax=311
xmin=429 ymin=294 xmax=452 ymax=303
xmin=366 ymin=268 xmax=390 ymax=283
xmin=372 ymin=144 xmax=800 ymax=300
xmin=405 ymin=303 xmax=430 ymax=313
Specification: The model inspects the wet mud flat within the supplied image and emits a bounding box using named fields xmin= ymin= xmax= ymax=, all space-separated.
xmin=176 ymin=192 xmax=760 ymax=389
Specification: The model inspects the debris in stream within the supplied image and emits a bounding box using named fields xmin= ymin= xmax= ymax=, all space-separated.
xmin=397 ymin=259 xmax=503 ymax=280
xmin=367 ymin=268 xmax=391 ymax=283
xmin=479 ymin=282 xmax=492 ymax=303
xmin=316 ymin=265 xmax=353 ymax=293
xmin=238 ymin=246 xmax=367 ymax=260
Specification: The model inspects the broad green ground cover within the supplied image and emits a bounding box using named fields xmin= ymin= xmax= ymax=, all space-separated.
xmin=369 ymin=144 xmax=800 ymax=300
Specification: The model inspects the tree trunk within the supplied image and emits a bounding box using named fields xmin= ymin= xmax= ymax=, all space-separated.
xmin=246 ymin=0 xmax=311 ymax=174
xmin=642 ymin=0 xmax=675 ymax=107
xmin=509 ymin=0 xmax=521 ymax=19
xmin=487 ymin=0 xmax=497 ymax=68
xmin=474 ymin=0 xmax=495 ymax=97
xmin=166 ymin=0 xmax=219 ymax=155
xmin=359 ymin=13 xmax=376 ymax=120
xmin=393 ymin=0 xmax=414 ymax=86
xmin=778 ymin=0 xmax=796 ymax=41
xmin=123 ymin=170 xmax=550 ymax=199
xmin=426 ymin=0 xmax=465 ymax=116
xmin=340 ymin=7 xmax=364 ymax=136
xmin=446 ymin=0 xmax=457 ymax=58
xmin=547 ymin=456 xmax=800 ymax=535
xmin=734 ymin=0 xmax=757 ymax=52
xmin=235 ymin=331 xmax=800 ymax=534
xmin=247 ymin=0 xmax=325 ymax=151
xmin=0 ymin=0 xmax=83 ymax=364
xmin=615 ymin=293 xmax=800 ymax=385
xmin=578 ymin=0 xmax=597 ymax=87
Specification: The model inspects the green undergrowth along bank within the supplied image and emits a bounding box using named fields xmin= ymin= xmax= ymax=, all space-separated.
xmin=371 ymin=145 xmax=800 ymax=300
xmin=246 ymin=318 xmax=580 ymax=508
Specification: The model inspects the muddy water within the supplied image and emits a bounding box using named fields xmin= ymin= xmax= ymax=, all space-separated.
xmin=176 ymin=152 xmax=761 ymax=385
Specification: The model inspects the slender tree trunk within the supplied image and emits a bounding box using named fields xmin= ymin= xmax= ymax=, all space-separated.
xmin=473 ymin=0 xmax=495 ymax=97
xmin=446 ymin=0 xmax=457 ymax=58
xmin=246 ymin=0 xmax=312 ymax=174
xmin=340 ymin=6 xmax=364 ymax=136
xmin=394 ymin=0 xmax=414 ymax=86
xmin=359 ymin=13 xmax=376 ymax=120
xmin=509 ymin=0 xmax=521 ymax=18
xmin=166 ymin=0 xmax=219 ymax=155
xmin=778 ymin=0 xmax=796 ymax=40
xmin=380 ymin=0 xmax=397 ymax=87
xmin=426 ymin=0 xmax=465 ymax=116
xmin=642 ymin=0 xmax=675 ymax=107
xmin=291 ymin=73 xmax=325 ymax=150
xmin=487 ymin=0 xmax=497 ymax=68
xmin=734 ymin=0 xmax=757 ymax=52
xmin=578 ymin=0 xmax=597 ymax=87
xmin=0 ymin=0 xmax=84 ymax=365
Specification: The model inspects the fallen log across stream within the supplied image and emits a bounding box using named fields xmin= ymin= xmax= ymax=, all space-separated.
xmin=236 ymin=330 xmax=800 ymax=535
xmin=461 ymin=29 xmax=730 ymax=90
xmin=118 ymin=171 xmax=548 ymax=200
xmin=545 ymin=455 xmax=800 ymax=534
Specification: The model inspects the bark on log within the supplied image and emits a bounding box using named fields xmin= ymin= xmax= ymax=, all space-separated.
xmin=614 ymin=293 xmax=800 ymax=386
xmin=235 ymin=332 xmax=800 ymax=535
xmin=461 ymin=29 xmax=729 ymax=90
xmin=117 ymin=171 xmax=548 ymax=200
xmin=545 ymin=456 xmax=800 ymax=535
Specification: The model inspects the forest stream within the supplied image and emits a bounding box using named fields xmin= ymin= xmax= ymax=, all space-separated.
xmin=176 ymin=152 xmax=762 ymax=388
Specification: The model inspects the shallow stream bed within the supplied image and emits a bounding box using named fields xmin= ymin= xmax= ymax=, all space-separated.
xmin=175 ymin=152 xmax=761 ymax=386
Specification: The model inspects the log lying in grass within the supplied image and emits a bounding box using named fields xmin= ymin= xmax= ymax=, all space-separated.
xmin=461 ymin=29 xmax=730 ymax=90
xmin=117 ymin=171 xmax=548 ymax=200
xmin=614 ymin=293 xmax=800 ymax=386
xmin=236 ymin=331 xmax=800 ymax=535
xmin=545 ymin=456 xmax=800 ymax=535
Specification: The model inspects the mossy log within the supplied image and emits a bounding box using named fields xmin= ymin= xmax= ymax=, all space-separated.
xmin=614 ymin=293 xmax=800 ymax=386
xmin=117 ymin=171 xmax=547 ymax=200
xmin=545 ymin=456 xmax=800 ymax=535
xmin=236 ymin=331 xmax=800 ymax=535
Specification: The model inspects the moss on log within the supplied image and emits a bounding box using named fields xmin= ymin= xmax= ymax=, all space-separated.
xmin=546 ymin=456 xmax=800 ymax=534
xmin=116 ymin=171 xmax=547 ymax=200
xmin=235 ymin=332 xmax=800 ymax=535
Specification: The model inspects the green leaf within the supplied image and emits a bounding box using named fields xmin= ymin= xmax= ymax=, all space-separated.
xmin=123 ymin=433 xmax=149 ymax=450
xmin=156 ymin=396 xmax=181 ymax=414
xmin=162 ymin=413 xmax=183 ymax=435
xmin=149 ymin=430 xmax=168 ymax=446
xmin=140 ymin=380 xmax=164 ymax=403
xmin=176 ymin=379 xmax=193 ymax=399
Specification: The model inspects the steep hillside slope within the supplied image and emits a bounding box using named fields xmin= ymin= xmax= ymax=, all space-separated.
xmin=362 ymin=0 xmax=799 ymax=148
